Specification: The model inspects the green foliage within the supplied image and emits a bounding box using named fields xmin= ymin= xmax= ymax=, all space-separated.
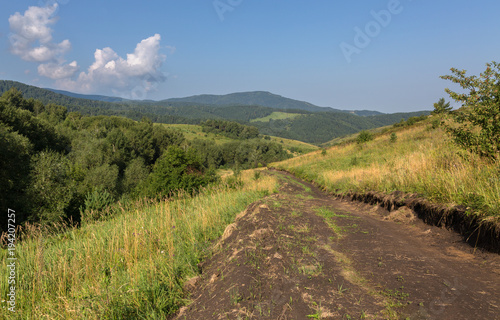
xmin=441 ymin=61 xmax=500 ymax=160
xmin=0 ymin=123 xmax=32 ymax=230
xmin=0 ymin=89 xmax=69 ymax=152
xmin=432 ymin=98 xmax=452 ymax=115
xmin=201 ymin=119 xmax=259 ymax=139
xmin=84 ymin=188 xmax=114 ymax=212
xmin=253 ymin=171 xmax=261 ymax=180
xmin=82 ymin=163 xmax=120 ymax=197
xmin=0 ymin=90 xmax=188 ymax=232
xmin=123 ymin=157 xmax=150 ymax=194
xmin=27 ymin=151 xmax=78 ymax=224
xmin=250 ymin=111 xmax=303 ymax=122
xmin=188 ymin=138 xmax=291 ymax=170
xmin=253 ymin=111 xmax=429 ymax=144
xmin=392 ymin=115 xmax=428 ymax=128
xmin=138 ymin=146 xmax=218 ymax=199
xmin=356 ymin=130 xmax=374 ymax=144
xmin=390 ymin=132 xmax=398 ymax=143
xmin=81 ymin=187 xmax=115 ymax=223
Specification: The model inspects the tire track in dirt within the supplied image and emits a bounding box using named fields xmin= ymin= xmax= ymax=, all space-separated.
xmin=173 ymin=170 xmax=500 ymax=319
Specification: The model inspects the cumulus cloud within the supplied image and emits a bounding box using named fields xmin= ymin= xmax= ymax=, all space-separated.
xmin=8 ymin=4 xmax=167 ymax=98
xmin=9 ymin=5 xmax=69 ymax=61
xmin=38 ymin=61 xmax=79 ymax=80
xmin=8 ymin=4 xmax=79 ymax=80
xmin=59 ymin=34 xmax=167 ymax=97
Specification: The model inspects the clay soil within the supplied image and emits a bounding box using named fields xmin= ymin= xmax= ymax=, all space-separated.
xmin=173 ymin=171 xmax=500 ymax=319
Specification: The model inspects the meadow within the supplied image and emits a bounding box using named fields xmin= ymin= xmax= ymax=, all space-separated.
xmin=161 ymin=123 xmax=319 ymax=155
xmin=249 ymin=111 xmax=303 ymax=123
xmin=0 ymin=171 xmax=277 ymax=319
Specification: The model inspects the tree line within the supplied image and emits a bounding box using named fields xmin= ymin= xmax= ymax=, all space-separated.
xmin=201 ymin=119 xmax=260 ymax=139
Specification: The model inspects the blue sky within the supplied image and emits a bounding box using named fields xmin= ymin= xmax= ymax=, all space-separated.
xmin=1 ymin=0 xmax=499 ymax=113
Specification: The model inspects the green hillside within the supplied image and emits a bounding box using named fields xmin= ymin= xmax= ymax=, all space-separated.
xmin=0 ymin=80 xmax=430 ymax=144
xmin=252 ymin=111 xmax=429 ymax=144
xmin=162 ymin=123 xmax=319 ymax=154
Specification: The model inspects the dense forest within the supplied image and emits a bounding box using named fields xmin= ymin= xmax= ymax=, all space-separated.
xmin=0 ymin=88 xmax=290 ymax=233
xmin=201 ymin=119 xmax=260 ymax=139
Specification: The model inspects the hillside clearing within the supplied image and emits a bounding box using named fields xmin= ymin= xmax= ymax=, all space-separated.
xmin=160 ymin=123 xmax=319 ymax=154
xmin=250 ymin=112 xmax=303 ymax=123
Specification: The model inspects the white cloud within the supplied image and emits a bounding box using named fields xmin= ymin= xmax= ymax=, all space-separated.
xmin=8 ymin=5 xmax=73 ymax=63
xmin=38 ymin=61 xmax=78 ymax=79
xmin=9 ymin=5 xmax=57 ymax=44
xmin=60 ymin=34 xmax=167 ymax=97
xmin=8 ymin=5 xmax=167 ymax=98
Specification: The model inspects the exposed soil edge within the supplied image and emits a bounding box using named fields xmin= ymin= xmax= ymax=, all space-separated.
xmin=269 ymin=168 xmax=500 ymax=254
xmin=340 ymin=190 xmax=500 ymax=254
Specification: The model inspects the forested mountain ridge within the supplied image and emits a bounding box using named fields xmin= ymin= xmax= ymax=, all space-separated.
xmin=0 ymin=80 xmax=430 ymax=144
xmin=46 ymin=88 xmax=131 ymax=103
xmin=164 ymin=91 xmax=334 ymax=112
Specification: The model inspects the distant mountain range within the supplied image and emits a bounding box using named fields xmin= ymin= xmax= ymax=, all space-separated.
xmin=43 ymin=87 xmax=384 ymax=116
xmin=162 ymin=91 xmax=384 ymax=116
xmin=46 ymin=88 xmax=131 ymax=103
xmin=0 ymin=80 xmax=430 ymax=144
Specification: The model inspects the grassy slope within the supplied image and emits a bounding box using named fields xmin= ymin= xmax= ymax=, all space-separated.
xmin=250 ymin=111 xmax=303 ymax=122
xmin=271 ymin=118 xmax=500 ymax=221
xmin=320 ymin=125 xmax=392 ymax=147
xmin=160 ymin=123 xmax=319 ymax=154
xmin=0 ymin=172 xmax=278 ymax=319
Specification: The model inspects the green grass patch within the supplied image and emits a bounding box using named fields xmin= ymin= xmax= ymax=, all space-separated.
xmin=314 ymin=207 xmax=346 ymax=237
xmin=250 ymin=112 xmax=303 ymax=123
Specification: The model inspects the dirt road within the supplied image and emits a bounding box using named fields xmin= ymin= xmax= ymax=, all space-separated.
xmin=174 ymin=171 xmax=500 ymax=319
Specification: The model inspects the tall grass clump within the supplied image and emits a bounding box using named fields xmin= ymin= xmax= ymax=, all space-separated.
xmin=0 ymin=170 xmax=277 ymax=319
xmin=272 ymin=120 xmax=500 ymax=220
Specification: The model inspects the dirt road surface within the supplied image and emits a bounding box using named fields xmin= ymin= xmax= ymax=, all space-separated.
xmin=174 ymin=171 xmax=500 ymax=319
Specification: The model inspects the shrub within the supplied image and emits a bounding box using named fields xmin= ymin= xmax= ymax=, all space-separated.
xmin=138 ymin=146 xmax=218 ymax=199
xmin=253 ymin=171 xmax=261 ymax=180
xmin=81 ymin=187 xmax=115 ymax=223
xmin=390 ymin=132 xmax=397 ymax=143
xmin=441 ymin=61 xmax=500 ymax=160
xmin=432 ymin=98 xmax=452 ymax=115
xmin=356 ymin=130 xmax=373 ymax=144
